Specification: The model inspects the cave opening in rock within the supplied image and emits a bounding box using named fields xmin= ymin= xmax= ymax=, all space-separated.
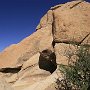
xmin=39 ymin=49 xmax=57 ymax=73
xmin=0 ymin=66 xmax=22 ymax=73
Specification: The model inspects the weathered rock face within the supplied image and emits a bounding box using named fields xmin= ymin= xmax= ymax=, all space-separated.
xmin=55 ymin=43 xmax=78 ymax=65
xmin=0 ymin=1 xmax=90 ymax=90
xmin=0 ymin=78 xmax=13 ymax=90
xmin=53 ymin=1 xmax=90 ymax=45
xmin=0 ymin=26 xmax=53 ymax=68
xmin=36 ymin=10 xmax=53 ymax=30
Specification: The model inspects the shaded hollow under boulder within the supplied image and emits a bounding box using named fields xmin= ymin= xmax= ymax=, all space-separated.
xmin=39 ymin=49 xmax=57 ymax=73
xmin=0 ymin=66 xmax=22 ymax=73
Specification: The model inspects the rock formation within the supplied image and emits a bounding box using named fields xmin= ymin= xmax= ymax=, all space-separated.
xmin=0 ymin=0 xmax=90 ymax=90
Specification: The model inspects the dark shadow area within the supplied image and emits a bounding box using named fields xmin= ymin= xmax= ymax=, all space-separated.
xmin=39 ymin=49 xmax=57 ymax=73
xmin=52 ymin=40 xmax=55 ymax=48
xmin=0 ymin=66 xmax=22 ymax=73
xmin=87 ymin=86 xmax=90 ymax=90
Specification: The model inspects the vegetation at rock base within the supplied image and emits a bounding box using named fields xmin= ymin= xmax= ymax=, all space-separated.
xmin=56 ymin=46 xmax=90 ymax=90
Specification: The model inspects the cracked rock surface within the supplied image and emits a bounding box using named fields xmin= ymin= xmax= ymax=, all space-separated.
xmin=0 ymin=1 xmax=90 ymax=90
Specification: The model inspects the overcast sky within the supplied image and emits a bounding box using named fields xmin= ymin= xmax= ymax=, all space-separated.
xmin=0 ymin=0 xmax=90 ymax=51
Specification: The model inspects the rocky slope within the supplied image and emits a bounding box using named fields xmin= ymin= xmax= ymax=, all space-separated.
xmin=0 ymin=1 xmax=90 ymax=90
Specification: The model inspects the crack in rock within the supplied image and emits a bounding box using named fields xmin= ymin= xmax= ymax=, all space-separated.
xmin=0 ymin=66 xmax=22 ymax=73
xmin=79 ymin=33 xmax=90 ymax=44
xmin=70 ymin=1 xmax=83 ymax=9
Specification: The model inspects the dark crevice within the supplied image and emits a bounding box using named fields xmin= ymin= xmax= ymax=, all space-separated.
xmin=52 ymin=40 xmax=56 ymax=48
xmin=79 ymin=33 xmax=90 ymax=44
xmin=39 ymin=49 xmax=57 ymax=74
xmin=52 ymin=10 xmax=56 ymax=49
xmin=52 ymin=11 xmax=55 ymax=36
xmin=70 ymin=1 xmax=83 ymax=9
xmin=54 ymin=40 xmax=80 ymax=45
xmin=22 ymin=63 xmax=37 ymax=71
xmin=53 ymin=40 xmax=90 ymax=47
xmin=0 ymin=66 xmax=22 ymax=73
xmin=50 ymin=5 xmax=62 ymax=10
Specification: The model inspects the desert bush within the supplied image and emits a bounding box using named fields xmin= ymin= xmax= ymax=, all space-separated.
xmin=56 ymin=46 xmax=90 ymax=90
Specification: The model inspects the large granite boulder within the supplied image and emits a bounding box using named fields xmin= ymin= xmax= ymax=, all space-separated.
xmin=53 ymin=1 xmax=90 ymax=45
xmin=0 ymin=1 xmax=90 ymax=90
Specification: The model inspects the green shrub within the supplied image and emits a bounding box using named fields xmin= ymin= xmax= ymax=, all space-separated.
xmin=57 ymin=46 xmax=90 ymax=90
